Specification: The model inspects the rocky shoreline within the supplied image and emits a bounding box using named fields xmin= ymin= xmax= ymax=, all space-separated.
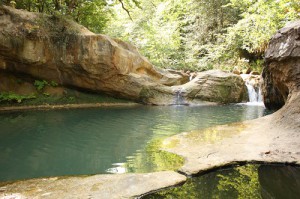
xmin=1 ymin=112 xmax=299 ymax=199
xmin=0 ymin=102 xmax=140 ymax=112
xmin=161 ymin=114 xmax=300 ymax=176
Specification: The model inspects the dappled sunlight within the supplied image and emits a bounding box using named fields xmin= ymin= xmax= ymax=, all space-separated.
xmin=185 ymin=123 xmax=246 ymax=145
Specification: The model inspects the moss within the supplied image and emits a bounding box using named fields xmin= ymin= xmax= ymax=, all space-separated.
xmin=0 ymin=92 xmax=36 ymax=103
xmin=0 ymin=88 xmax=132 ymax=107
xmin=162 ymin=138 xmax=180 ymax=149
xmin=217 ymin=85 xmax=231 ymax=103
xmin=139 ymin=87 xmax=155 ymax=103
xmin=125 ymin=138 xmax=184 ymax=173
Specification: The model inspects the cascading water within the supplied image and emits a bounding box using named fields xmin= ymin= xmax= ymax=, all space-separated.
xmin=241 ymin=74 xmax=264 ymax=105
xmin=245 ymin=81 xmax=261 ymax=102
xmin=174 ymin=88 xmax=186 ymax=105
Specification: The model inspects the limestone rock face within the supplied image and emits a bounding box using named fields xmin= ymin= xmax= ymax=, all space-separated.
xmin=0 ymin=6 xmax=178 ymax=103
xmin=263 ymin=20 xmax=300 ymax=129
xmin=0 ymin=6 xmax=246 ymax=105
xmin=263 ymin=20 xmax=300 ymax=110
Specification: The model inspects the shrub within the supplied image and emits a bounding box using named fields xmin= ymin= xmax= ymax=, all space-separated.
xmin=34 ymin=80 xmax=48 ymax=91
xmin=0 ymin=92 xmax=36 ymax=103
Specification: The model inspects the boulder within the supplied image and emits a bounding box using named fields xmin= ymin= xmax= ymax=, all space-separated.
xmin=0 ymin=6 xmax=177 ymax=104
xmin=174 ymin=70 xmax=248 ymax=104
xmin=0 ymin=6 xmax=247 ymax=105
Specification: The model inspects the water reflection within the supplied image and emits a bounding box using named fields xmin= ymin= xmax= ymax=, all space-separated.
xmin=123 ymin=139 xmax=184 ymax=173
xmin=0 ymin=105 xmax=271 ymax=182
xmin=142 ymin=164 xmax=300 ymax=199
xmin=259 ymin=165 xmax=300 ymax=199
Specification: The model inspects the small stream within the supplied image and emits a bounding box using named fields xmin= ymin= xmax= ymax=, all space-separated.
xmin=0 ymin=105 xmax=271 ymax=182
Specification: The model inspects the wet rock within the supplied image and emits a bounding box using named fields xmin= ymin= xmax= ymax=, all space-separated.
xmin=0 ymin=171 xmax=186 ymax=199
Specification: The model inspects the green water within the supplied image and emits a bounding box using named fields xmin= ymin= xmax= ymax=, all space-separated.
xmin=142 ymin=164 xmax=300 ymax=199
xmin=0 ymin=105 xmax=270 ymax=182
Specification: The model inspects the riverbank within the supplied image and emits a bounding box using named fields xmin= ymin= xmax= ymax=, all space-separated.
xmin=0 ymin=102 xmax=140 ymax=112
xmin=161 ymin=112 xmax=300 ymax=176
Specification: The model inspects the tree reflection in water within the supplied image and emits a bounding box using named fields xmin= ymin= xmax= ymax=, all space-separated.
xmin=142 ymin=164 xmax=300 ymax=199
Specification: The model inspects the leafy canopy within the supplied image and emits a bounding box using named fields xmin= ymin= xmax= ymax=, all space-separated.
xmin=4 ymin=0 xmax=300 ymax=71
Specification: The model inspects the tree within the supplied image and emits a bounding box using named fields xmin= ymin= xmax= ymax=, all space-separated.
xmin=4 ymin=0 xmax=141 ymax=33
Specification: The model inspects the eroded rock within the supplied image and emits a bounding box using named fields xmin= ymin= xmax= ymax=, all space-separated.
xmin=0 ymin=6 xmax=179 ymax=104
xmin=263 ymin=20 xmax=300 ymax=110
xmin=177 ymin=70 xmax=248 ymax=104
xmin=0 ymin=171 xmax=186 ymax=199
xmin=0 ymin=6 xmax=247 ymax=105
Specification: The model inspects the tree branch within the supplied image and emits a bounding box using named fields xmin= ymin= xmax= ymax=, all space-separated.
xmin=118 ymin=0 xmax=133 ymax=21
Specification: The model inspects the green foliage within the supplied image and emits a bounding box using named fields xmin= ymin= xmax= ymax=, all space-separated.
xmin=105 ymin=0 xmax=299 ymax=72
xmin=217 ymin=164 xmax=261 ymax=199
xmin=34 ymin=80 xmax=48 ymax=91
xmin=12 ymin=0 xmax=141 ymax=34
xmin=43 ymin=92 xmax=50 ymax=97
xmin=71 ymin=1 xmax=110 ymax=33
xmin=34 ymin=80 xmax=58 ymax=91
xmin=143 ymin=164 xmax=261 ymax=198
xmin=195 ymin=0 xmax=300 ymax=70
xmin=105 ymin=0 xmax=188 ymax=69
xmin=0 ymin=92 xmax=36 ymax=103
xmin=49 ymin=80 xmax=58 ymax=87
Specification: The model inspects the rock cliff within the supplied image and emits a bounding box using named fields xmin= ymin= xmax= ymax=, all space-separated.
xmin=0 ymin=6 xmax=246 ymax=105
xmin=263 ymin=20 xmax=300 ymax=128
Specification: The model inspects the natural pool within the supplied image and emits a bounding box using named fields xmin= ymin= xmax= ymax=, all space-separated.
xmin=142 ymin=164 xmax=300 ymax=199
xmin=0 ymin=104 xmax=270 ymax=182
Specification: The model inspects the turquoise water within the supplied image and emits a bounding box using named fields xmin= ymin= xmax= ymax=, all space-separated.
xmin=142 ymin=164 xmax=300 ymax=199
xmin=0 ymin=105 xmax=270 ymax=182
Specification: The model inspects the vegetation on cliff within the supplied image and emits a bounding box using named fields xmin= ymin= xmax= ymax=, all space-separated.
xmin=0 ymin=73 xmax=131 ymax=106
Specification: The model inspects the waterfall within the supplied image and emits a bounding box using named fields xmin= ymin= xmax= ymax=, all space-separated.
xmin=245 ymin=81 xmax=262 ymax=103
xmin=174 ymin=89 xmax=186 ymax=105
xmin=241 ymin=74 xmax=264 ymax=105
